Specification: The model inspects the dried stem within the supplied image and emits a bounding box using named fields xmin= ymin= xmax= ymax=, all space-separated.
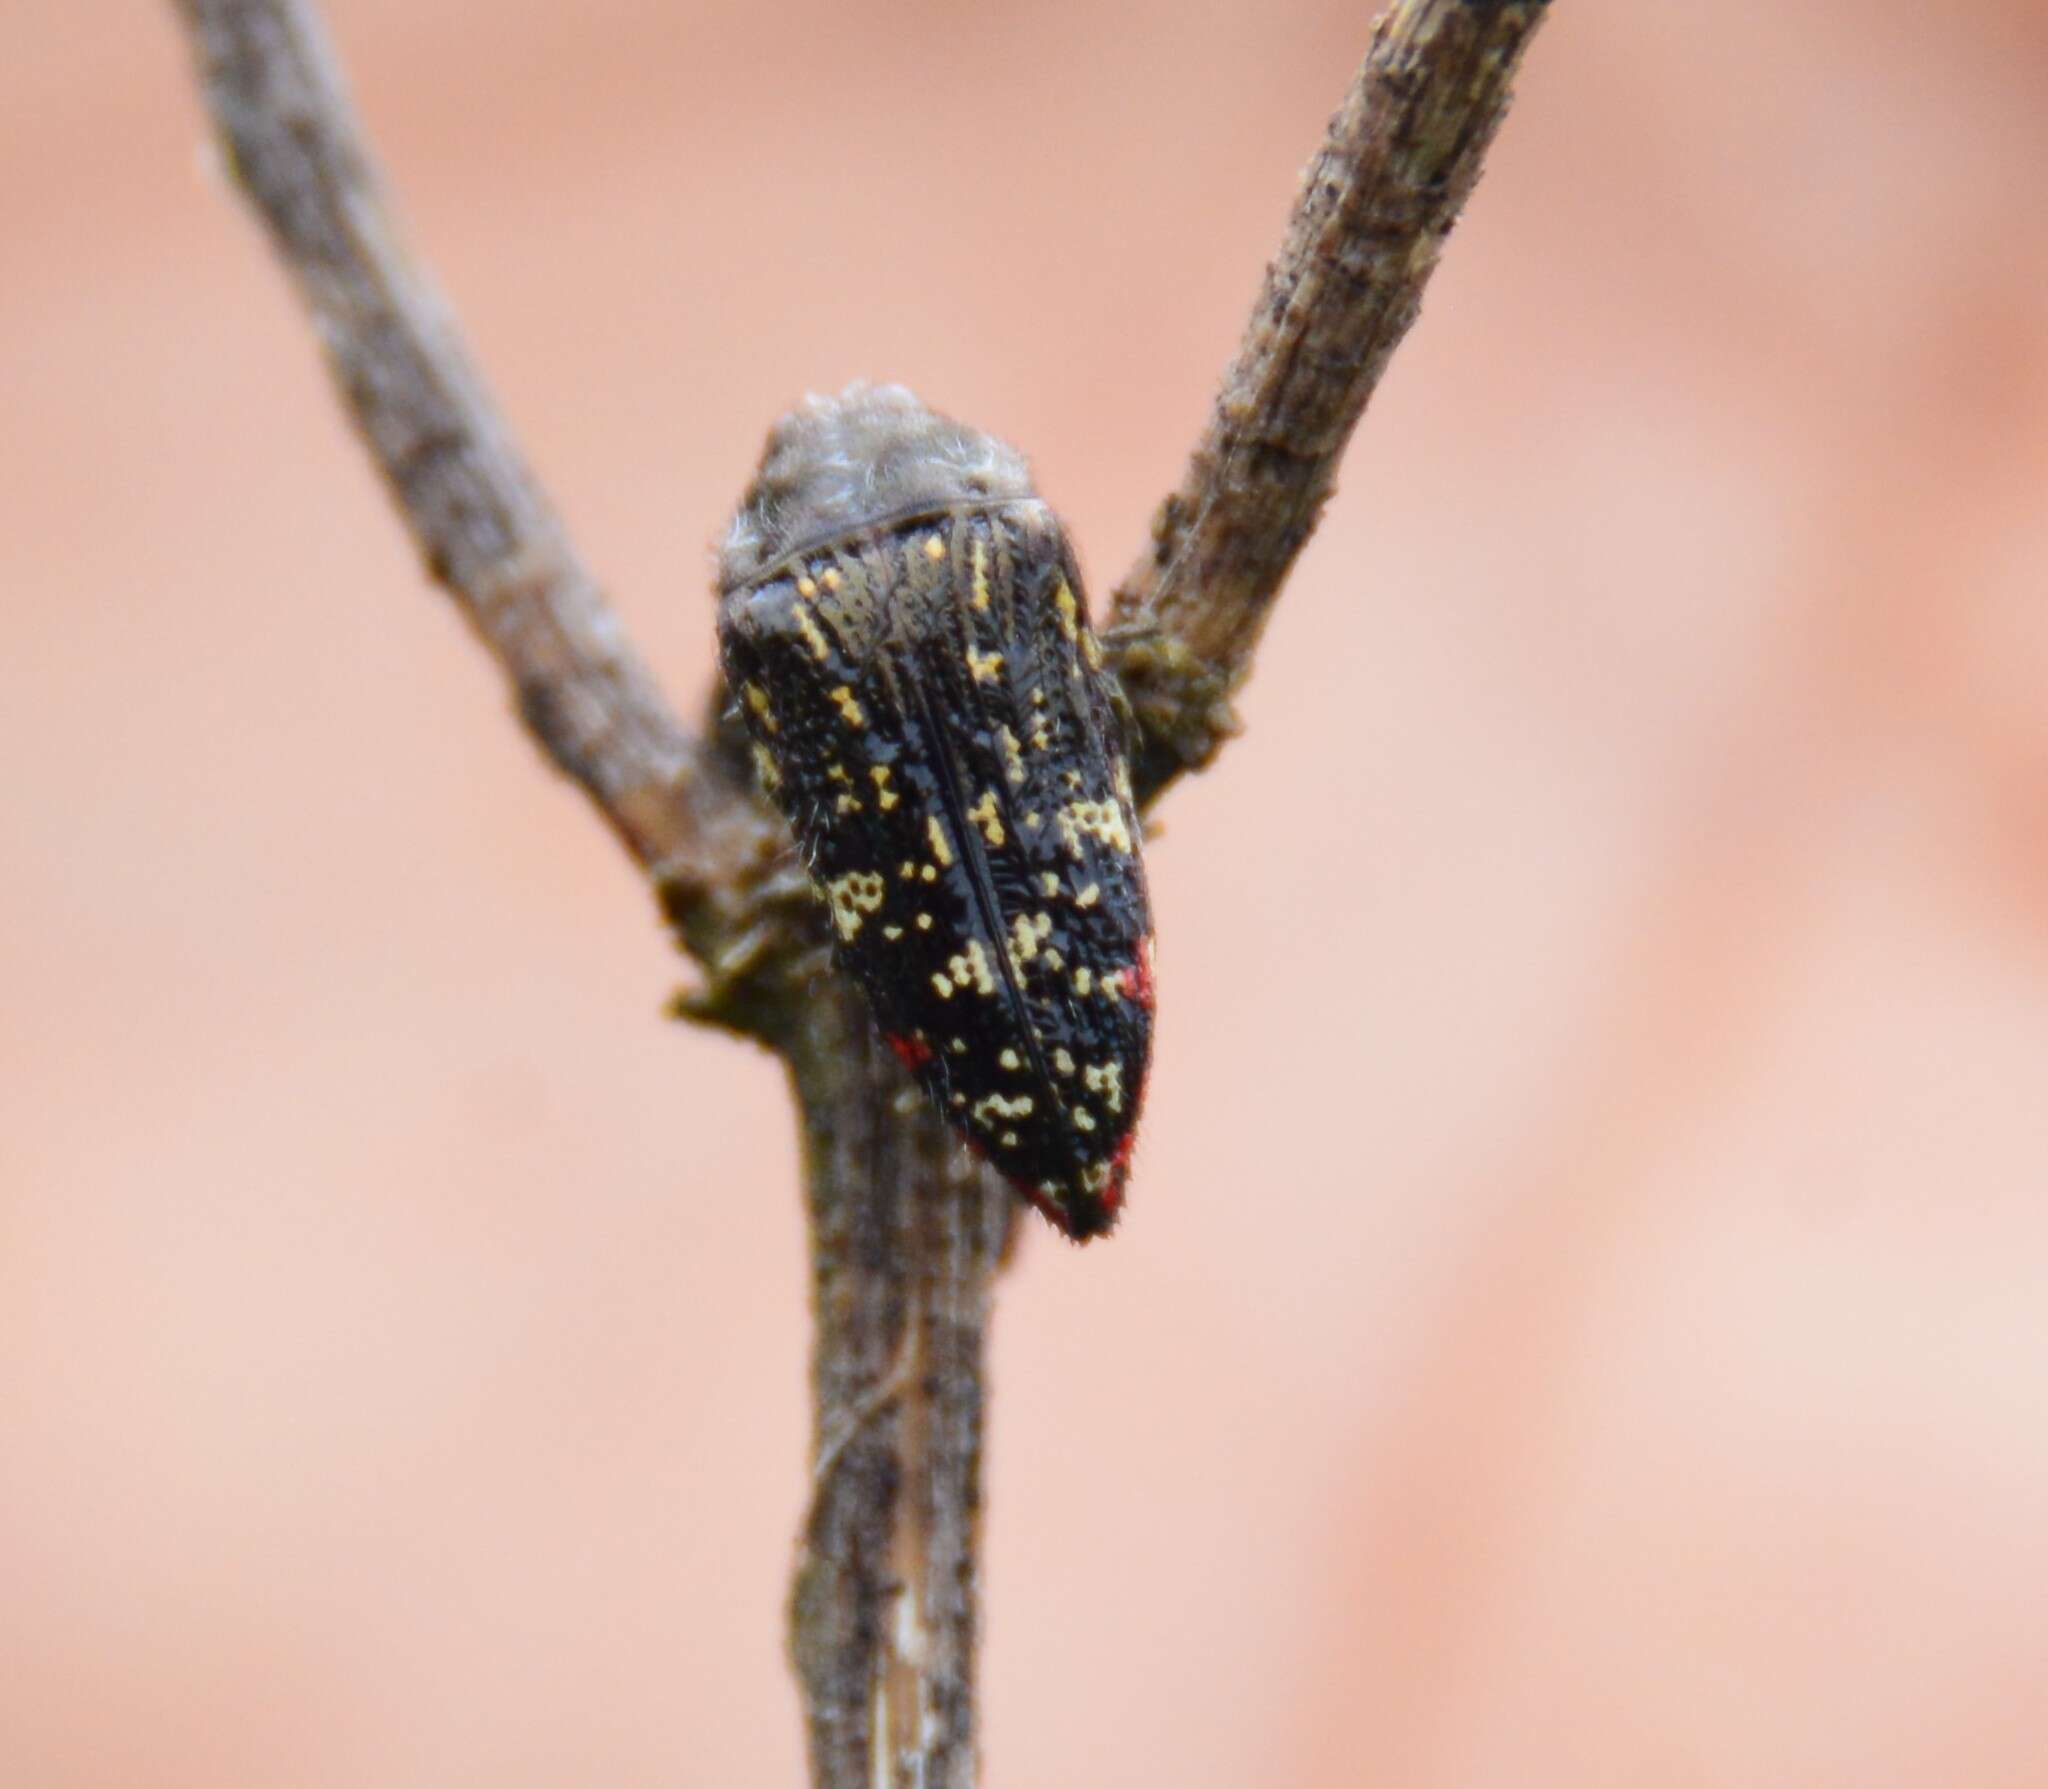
xmin=172 ymin=0 xmax=766 ymax=897
xmin=168 ymin=0 xmax=1547 ymax=1783
xmin=1112 ymin=0 xmax=1551 ymax=801
xmin=785 ymin=985 xmax=1014 ymax=1789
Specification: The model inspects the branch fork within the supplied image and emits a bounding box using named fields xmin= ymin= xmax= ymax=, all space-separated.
xmin=170 ymin=2 xmax=1549 ymax=1781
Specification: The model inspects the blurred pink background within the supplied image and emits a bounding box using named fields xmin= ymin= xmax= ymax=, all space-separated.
xmin=6 ymin=3 xmax=2048 ymax=1784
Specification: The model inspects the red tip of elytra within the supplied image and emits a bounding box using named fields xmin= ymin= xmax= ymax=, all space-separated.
xmin=1093 ymin=1130 xmax=1138 ymax=1227
xmin=1107 ymin=936 xmax=1156 ymax=1013
xmin=1017 ymin=1126 xmax=1138 ymax=1244
xmin=1048 ymin=1181 xmax=1121 ymax=1243
xmin=883 ymin=1032 xmax=933 ymax=1071
xmin=1110 ymin=1126 xmax=1139 ymax=1177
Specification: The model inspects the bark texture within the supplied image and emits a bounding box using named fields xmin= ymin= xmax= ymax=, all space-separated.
xmin=1112 ymin=0 xmax=1550 ymax=801
xmin=786 ymin=984 xmax=1013 ymax=1788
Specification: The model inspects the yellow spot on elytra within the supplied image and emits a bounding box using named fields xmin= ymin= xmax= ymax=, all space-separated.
xmin=1082 ymin=1160 xmax=1114 ymax=1193
xmin=1001 ymin=1130 xmax=1019 ymax=1148
xmin=915 ymin=913 xmax=933 ymax=931
xmin=1007 ymin=910 xmax=1052 ymax=978
xmin=1053 ymin=576 xmax=1080 ymax=642
xmin=966 ymin=789 xmax=1005 ymax=847
xmin=794 ymin=604 xmax=830 ymax=661
xmin=870 ymin=765 xmax=899 ymax=809
xmin=998 ymin=1048 xmax=1021 ymax=1071
xmin=924 ymin=533 xmax=947 ymax=561
xmin=1052 ymin=1048 xmax=1076 ymax=1076
xmin=1082 ymin=630 xmax=1103 ymax=670
xmin=821 ymin=567 xmax=843 ymax=592
xmin=1041 ymin=872 xmax=1062 ymax=897
xmin=1076 ymin=883 xmax=1101 ymax=907
xmin=970 ymin=537 xmax=992 ymax=610
xmin=927 ymin=815 xmax=955 ymax=866
xmin=830 ymin=686 xmax=866 ymax=727
xmin=999 ymin=725 xmax=1026 ymax=787
xmin=966 ymin=644 xmax=1003 ymax=684
xmin=1113 ymin=760 xmax=1135 ymax=806
xmin=883 ymin=924 xmax=904 ymax=940
xmin=824 ymin=870 xmax=885 ymax=941
xmin=1030 ymin=720 xmax=1052 ymax=751
xmin=900 ymin=860 xmax=918 ymax=880
xmin=1073 ymin=966 xmax=1093 ymax=996
xmin=949 ymin=1037 xmax=968 ymax=1054
xmin=931 ymin=972 xmax=954 ymax=998
xmin=1084 ymin=1062 xmax=1126 ymax=1113
xmin=1058 ymin=800 xmax=1133 ymax=858
xmin=972 ymin=1091 xmax=1034 ymax=1126
xmin=945 ymin=939 xmax=997 ymax=996
xmin=1074 ymin=1109 xmax=1096 ymax=1133
xmin=796 ymin=575 xmax=818 ymax=598
xmin=921 ymin=864 xmax=937 ymax=883
xmin=743 ymin=682 xmax=777 ymax=732
xmin=751 ymin=742 xmax=781 ymax=793
xmin=834 ymin=793 xmax=861 ymax=814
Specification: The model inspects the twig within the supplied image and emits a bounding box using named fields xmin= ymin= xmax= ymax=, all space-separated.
xmin=1112 ymin=0 xmax=1551 ymax=801
xmin=173 ymin=0 xmax=765 ymax=897
xmin=785 ymin=986 xmax=1013 ymax=1789
xmin=171 ymin=7 xmax=993 ymax=1783
xmin=169 ymin=1 xmax=1547 ymax=1784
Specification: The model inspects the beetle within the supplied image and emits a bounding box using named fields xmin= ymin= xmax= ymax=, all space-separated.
xmin=717 ymin=385 xmax=1153 ymax=1238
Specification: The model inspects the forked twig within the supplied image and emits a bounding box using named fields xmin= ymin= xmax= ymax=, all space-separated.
xmin=169 ymin=2 xmax=1547 ymax=1782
